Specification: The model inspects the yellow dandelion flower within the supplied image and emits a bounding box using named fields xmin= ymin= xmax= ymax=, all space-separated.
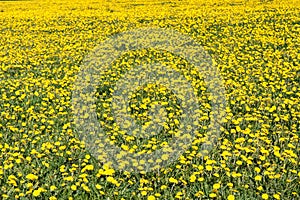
xmin=147 ymin=195 xmax=156 ymax=200
xmin=262 ymin=193 xmax=269 ymax=199
xmin=26 ymin=174 xmax=38 ymax=181
xmin=50 ymin=185 xmax=57 ymax=191
xmin=255 ymin=175 xmax=262 ymax=181
xmin=71 ymin=185 xmax=77 ymax=191
xmin=169 ymin=177 xmax=178 ymax=184
xmin=190 ymin=174 xmax=197 ymax=182
xmin=209 ymin=193 xmax=217 ymax=198
xmin=228 ymin=195 xmax=235 ymax=200
xmin=213 ymin=183 xmax=221 ymax=190
xmin=273 ymin=194 xmax=280 ymax=199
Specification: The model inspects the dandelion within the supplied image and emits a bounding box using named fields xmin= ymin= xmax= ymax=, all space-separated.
xmin=227 ymin=195 xmax=235 ymax=200
xmin=81 ymin=184 xmax=90 ymax=192
xmin=255 ymin=175 xmax=262 ymax=181
xmin=190 ymin=174 xmax=197 ymax=182
xmin=169 ymin=177 xmax=178 ymax=184
xmin=50 ymin=185 xmax=57 ymax=191
xmin=262 ymin=193 xmax=269 ymax=199
xmin=213 ymin=183 xmax=221 ymax=190
xmin=26 ymin=174 xmax=38 ymax=181
xmin=209 ymin=193 xmax=217 ymax=198
xmin=147 ymin=195 xmax=156 ymax=200
xmin=273 ymin=194 xmax=280 ymax=199
xmin=32 ymin=188 xmax=46 ymax=197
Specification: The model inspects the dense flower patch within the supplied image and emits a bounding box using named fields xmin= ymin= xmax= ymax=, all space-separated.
xmin=0 ymin=0 xmax=299 ymax=199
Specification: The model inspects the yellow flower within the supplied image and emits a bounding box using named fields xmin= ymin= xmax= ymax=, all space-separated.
xmin=169 ymin=177 xmax=178 ymax=184
xmin=161 ymin=185 xmax=167 ymax=190
xmin=257 ymin=186 xmax=263 ymax=191
xmin=63 ymin=176 xmax=74 ymax=182
xmin=190 ymin=174 xmax=196 ymax=182
xmin=26 ymin=174 xmax=38 ymax=181
xmin=213 ymin=183 xmax=221 ymax=190
xmin=147 ymin=195 xmax=156 ymax=200
xmin=81 ymin=184 xmax=90 ymax=192
xmin=255 ymin=167 xmax=261 ymax=173
xmin=228 ymin=195 xmax=235 ymax=200
xmin=81 ymin=164 xmax=94 ymax=173
xmin=175 ymin=191 xmax=183 ymax=198
xmin=50 ymin=185 xmax=57 ymax=191
xmin=236 ymin=160 xmax=242 ymax=165
xmin=206 ymin=165 xmax=213 ymax=171
xmin=32 ymin=188 xmax=46 ymax=197
xmin=273 ymin=194 xmax=280 ymax=199
xmin=209 ymin=193 xmax=217 ymax=198
xmin=96 ymin=184 xmax=102 ymax=189
xmin=155 ymin=193 xmax=161 ymax=197
xmin=262 ymin=193 xmax=269 ymax=199
xmin=71 ymin=185 xmax=77 ymax=191
xmin=198 ymin=177 xmax=204 ymax=182
xmin=255 ymin=175 xmax=262 ymax=181
xmin=227 ymin=183 xmax=233 ymax=187
xmin=195 ymin=191 xmax=204 ymax=197
xmin=106 ymin=176 xmax=120 ymax=186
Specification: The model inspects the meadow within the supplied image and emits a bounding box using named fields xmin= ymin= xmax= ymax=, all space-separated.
xmin=0 ymin=0 xmax=299 ymax=199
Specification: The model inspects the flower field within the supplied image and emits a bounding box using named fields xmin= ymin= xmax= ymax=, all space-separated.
xmin=0 ymin=0 xmax=300 ymax=199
